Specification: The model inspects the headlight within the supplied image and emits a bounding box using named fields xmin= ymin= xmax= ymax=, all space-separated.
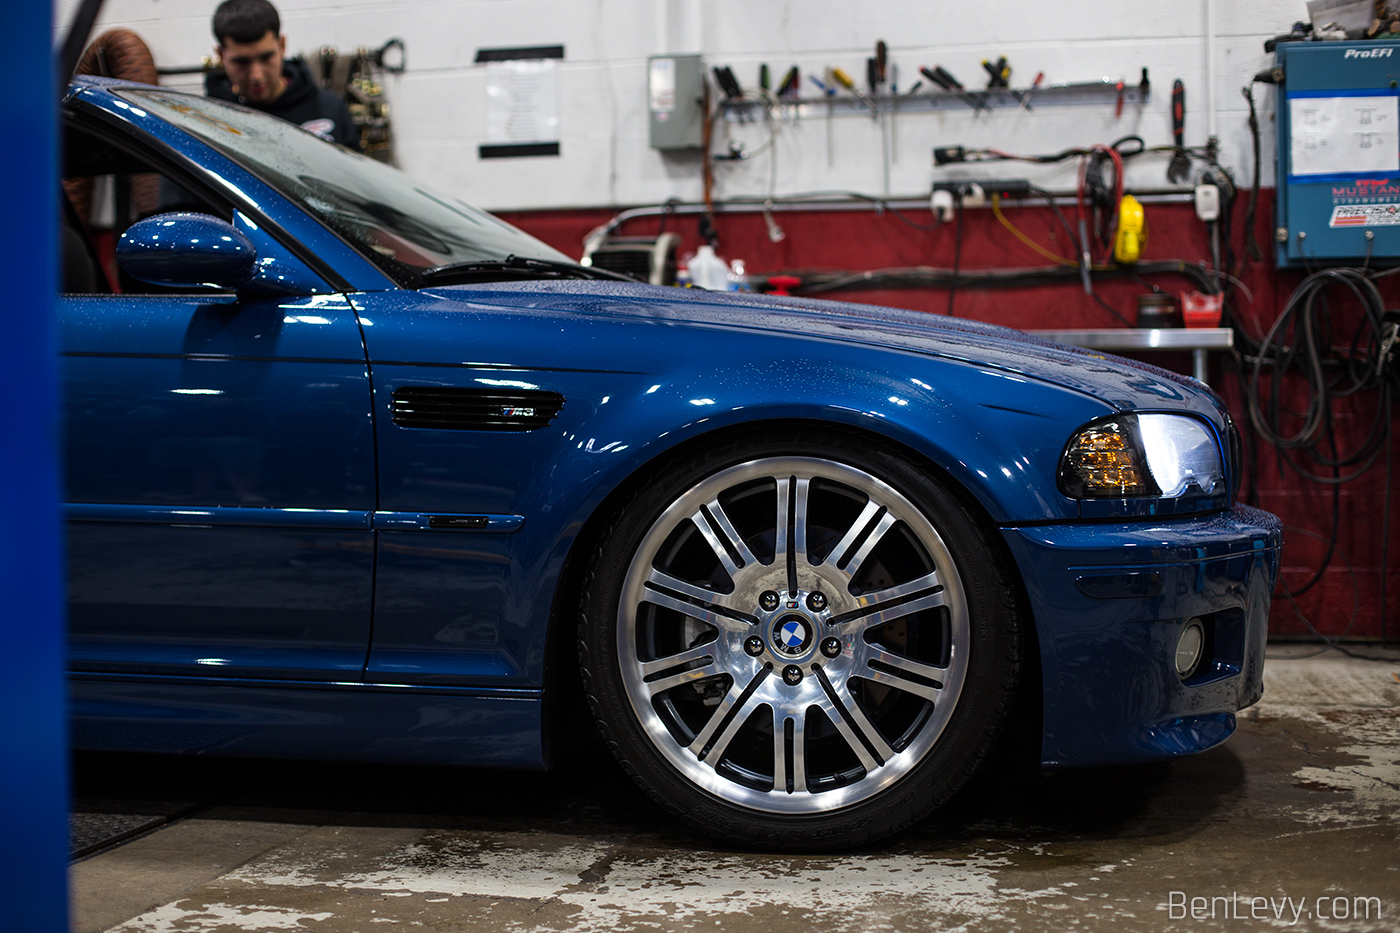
xmin=1059 ymin=414 xmax=1225 ymax=499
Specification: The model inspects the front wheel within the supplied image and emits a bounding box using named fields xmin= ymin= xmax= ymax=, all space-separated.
xmin=579 ymin=431 xmax=1022 ymax=850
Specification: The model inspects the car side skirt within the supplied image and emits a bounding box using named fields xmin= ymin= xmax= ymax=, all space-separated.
xmin=69 ymin=674 xmax=546 ymax=769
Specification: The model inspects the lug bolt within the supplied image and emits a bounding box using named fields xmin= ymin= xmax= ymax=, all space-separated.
xmin=782 ymin=665 xmax=803 ymax=685
xmin=759 ymin=590 xmax=780 ymax=612
xmin=820 ymin=637 xmax=842 ymax=658
xmin=806 ymin=591 xmax=828 ymax=612
xmin=744 ymin=635 xmax=765 ymax=656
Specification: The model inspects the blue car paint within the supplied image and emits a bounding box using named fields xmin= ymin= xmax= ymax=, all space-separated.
xmin=116 ymin=212 xmax=257 ymax=289
xmin=62 ymin=78 xmax=1282 ymax=774
xmin=62 ymin=291 xmax=376 ymax=680
xmin=1004 ymin=504 xmax=1280 ymax=766
xmin=69 ymin=676 xmax=546 ymax=767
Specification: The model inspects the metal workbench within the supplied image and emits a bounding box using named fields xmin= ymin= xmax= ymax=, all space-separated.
xmin=1027 ymin=327 xmax=1234 ymax=385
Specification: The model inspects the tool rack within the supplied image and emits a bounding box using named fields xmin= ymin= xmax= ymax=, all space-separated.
xmin=719 ymin=77 xmax=1151 ymax=121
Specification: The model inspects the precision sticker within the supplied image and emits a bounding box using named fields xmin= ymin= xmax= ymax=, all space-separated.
xmin=1329 ymin=203 xmax=1400 ymax=227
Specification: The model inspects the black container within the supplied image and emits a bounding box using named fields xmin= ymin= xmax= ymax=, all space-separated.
xmin=1136 ymin=292 xmax=1180 ymax=329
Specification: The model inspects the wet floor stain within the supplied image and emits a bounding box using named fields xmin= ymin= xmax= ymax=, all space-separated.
xmin=78 ymin=655 xmax=1400 ymax=933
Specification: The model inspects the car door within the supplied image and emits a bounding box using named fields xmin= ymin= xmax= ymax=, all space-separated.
xmin=61 ymin=126 xmax=377 ymax=683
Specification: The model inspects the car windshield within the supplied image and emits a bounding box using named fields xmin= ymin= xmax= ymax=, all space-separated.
xmin=118 ymin=88 xmax=575 ymax=288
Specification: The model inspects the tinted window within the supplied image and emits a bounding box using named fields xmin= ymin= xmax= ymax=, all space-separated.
xmin=120 ymin=89 xmax=573 ymax=288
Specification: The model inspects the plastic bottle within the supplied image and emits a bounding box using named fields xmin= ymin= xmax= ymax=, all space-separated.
xmin=727 ymin=258 xmax=751 ymax=291
xmin=689 ymin=244 xmax=730 ymax=291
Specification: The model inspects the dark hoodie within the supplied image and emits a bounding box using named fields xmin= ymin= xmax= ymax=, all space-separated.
xmin=206 ymin=57 xmax=360 ymax=150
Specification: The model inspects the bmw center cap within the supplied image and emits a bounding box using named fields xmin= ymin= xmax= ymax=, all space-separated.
xmin=774 ymin=616 xmax=812 ymax=655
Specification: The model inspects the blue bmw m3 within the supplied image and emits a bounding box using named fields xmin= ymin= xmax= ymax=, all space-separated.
xmin=61 ymin=76 xmax=1282 ymax=850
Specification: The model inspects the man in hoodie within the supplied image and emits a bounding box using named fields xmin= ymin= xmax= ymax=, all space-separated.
xmin=207 ymin=0 xmax=361 ymax=150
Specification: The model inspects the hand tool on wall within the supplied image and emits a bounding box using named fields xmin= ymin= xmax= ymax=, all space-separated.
xmin=1167 ymin=79 xmax=1190 ymax=183
xmin=759 ymin=63 xmax=770 ymax=93
xmin=810 ymin=74 xmax=837 ymax=165
xmin=831 ymin=66 xmax=878 ymax=115
xmin=776 ymin=65 xmax=800 ymax=97
xmin=921 ymin=65 xmax=982 ymax=114
xmin=1019 ymin=71 xmax=1043 ymax=110
xmin=982 ymin=56 xmax=1010 ymax=88
xmin=921 ymin=65 xmax=962 ymax=91
xmin=713 ymin=65 xmax=742 ymax=99
xmin=875 ymin=40 xmax=888 ymax=89
xmin=890 ymin=59 xmax=904 ymax=161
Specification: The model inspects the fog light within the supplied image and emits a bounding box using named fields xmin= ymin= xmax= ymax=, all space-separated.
xmin=1175 ymin=618 xmax=1205 ymax=679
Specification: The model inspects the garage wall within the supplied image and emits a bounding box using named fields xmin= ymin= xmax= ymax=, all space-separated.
xmin=57 ymin=0 xmax=1287 ymax=211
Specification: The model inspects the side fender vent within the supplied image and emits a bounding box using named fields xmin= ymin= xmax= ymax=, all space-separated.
xmin=391 ymin=386 xmax=565 ymax=431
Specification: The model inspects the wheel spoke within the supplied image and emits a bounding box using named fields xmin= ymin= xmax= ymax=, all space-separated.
xmin=690 ymin=674 xmax=768 ymax=763
xmin=851 ymin=570 xmax=942 ymax=611
xmin=840 ymin=510 xmax=898 ymax=582
xmin=814 ymin=667 xmax=892 ymax=770
xmin=772 ymin=476 xmax=793 ymax=589
xmin=640 ymin=641 xmax=718 ymax=679
xmin=774 ymin=703 xmax=808 ymax=793
xmin=858 ymin=645 xmax=947 ymax=704
xmin=704 ymin=498 xmax=759 ymax=570
xmin=690 ymin=508 xmax=744 ymax=580
xmin=818 ymin=499 xmax=880 ymax=572
xmin=640 ymin=586 xmax=751 ymax=634
xmin=645 ymin=659 xmax=722 ymax=697
xmin=646 ymin=568 xmax=745 ymax=614
xmin=792 ymin=477 xmax=811 ymax=569
xmin=790 ymin=708 xmax=808 ymax=793
xmin=830 ymin=589 xmax=947 ymax=636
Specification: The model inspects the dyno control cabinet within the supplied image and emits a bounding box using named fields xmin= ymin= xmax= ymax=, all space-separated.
xmin=1276 ymin=40 xmax=1400 ymax=267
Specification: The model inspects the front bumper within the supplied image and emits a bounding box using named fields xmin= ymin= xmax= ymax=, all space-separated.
xmin=1001 ymin=504 xmax=1282 ymax=769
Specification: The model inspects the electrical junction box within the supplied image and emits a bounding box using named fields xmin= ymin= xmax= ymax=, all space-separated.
xmin=649 ymin=54 xmax=704 ymax=151
xmin=1276 ymin=40 xmax=1400 ymax=266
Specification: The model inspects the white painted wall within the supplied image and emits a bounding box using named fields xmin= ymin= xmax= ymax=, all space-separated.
xmin=57 ymin=0 xmax=1292 ymax=212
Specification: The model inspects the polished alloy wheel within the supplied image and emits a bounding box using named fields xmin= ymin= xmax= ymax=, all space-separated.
xmin=615 ymin=456 xmax=970 ymax=814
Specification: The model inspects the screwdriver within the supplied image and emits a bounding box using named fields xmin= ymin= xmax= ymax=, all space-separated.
xmin=921 ymin=65 xmax=981 ymax=114
xmin=809 ymin=74 xmax=837 ymax=166
xmin=920 ymin=65 xmax=963 ymax=91
xmin=831 ymin=66 xmax=878 ymax=113
xmin=1019 ymin=71 xmax=1044 ymax=110
xmin=982 ymin=56 xmax=1010 ymax=88
xmin=775 ymin=65 xmax=800 ymax=97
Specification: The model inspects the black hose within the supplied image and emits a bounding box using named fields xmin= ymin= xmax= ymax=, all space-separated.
xmin=788 ymin=258 xmax=1220 ymax=297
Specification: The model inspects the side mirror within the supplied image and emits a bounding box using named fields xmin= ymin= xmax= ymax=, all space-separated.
xmin=116 ymin=212 xmax=256 ymax=291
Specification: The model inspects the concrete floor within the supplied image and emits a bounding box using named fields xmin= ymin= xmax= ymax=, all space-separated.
xmin=70 ymin=651 xmax=1400 ymax=932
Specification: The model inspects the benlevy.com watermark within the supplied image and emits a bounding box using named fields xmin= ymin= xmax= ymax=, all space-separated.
xmin=1166 ymin=891 xmax=1383 ymax=924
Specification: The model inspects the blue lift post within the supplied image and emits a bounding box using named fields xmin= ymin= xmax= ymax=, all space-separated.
xmin=1 ymin=0 xmax=69 ymax=928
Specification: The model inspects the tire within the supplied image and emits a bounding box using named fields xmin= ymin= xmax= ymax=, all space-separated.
xmin=579 ymin=428 xmax=1022 ymax=850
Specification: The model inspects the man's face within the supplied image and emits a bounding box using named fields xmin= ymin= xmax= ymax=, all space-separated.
xmin=217 ymin=30 xmax=286 ymax=104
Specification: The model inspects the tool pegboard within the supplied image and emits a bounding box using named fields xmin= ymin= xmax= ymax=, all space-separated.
xmin=1275 ymin=39 xmax=1400 ymax=267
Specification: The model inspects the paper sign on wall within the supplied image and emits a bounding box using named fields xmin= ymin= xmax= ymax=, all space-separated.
xmin=486 ymin=60 xmax=557 ymax=146
xmin=476 ymin=45 xmax=564 ymax=158
xmin=1289 ymin=95 xmax=1399 ymax=176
